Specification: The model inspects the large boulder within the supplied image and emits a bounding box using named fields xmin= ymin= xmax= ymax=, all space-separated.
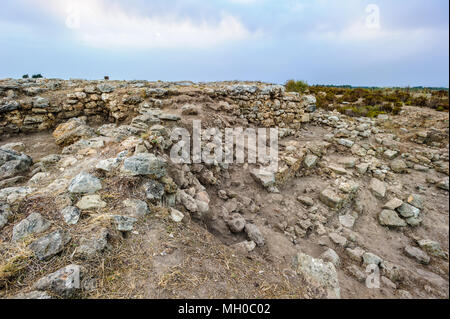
xmin=52 ymin=118 xmax=95 ymax=146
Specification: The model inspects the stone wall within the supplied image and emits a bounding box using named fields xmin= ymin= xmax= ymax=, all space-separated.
xmin=0 ymin=79 xmax=316 ymax=135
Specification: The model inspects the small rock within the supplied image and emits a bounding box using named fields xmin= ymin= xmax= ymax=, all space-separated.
xmin=297 ymin=196 xmax=314 ymax=207
xmin=29 ymin=230 xmax=71 ymax=260
xmin=95 ymin=158 xmax=120 ymax=172
xmin=369 ymin=178 xmax=386 ymax=198
xmin=378 ymin=209 xmax=407 ymax=227
xmin=405 ymin=216 xmax=422 ymax=227
xmin=178 ymin=190 xmax=198 ymax=214
xmin=52 ymin=118 xmax=95 ymax=146
xmin=380 ymin=261 xmax=404 ymax=283
xmin=339 ymin=157 xmax=357 ymax=168
xmin=383 ymin=198 xmax=403 ymax=210
xmin=122 ymin=199 xmax=149 ymax=217
xmin=143 ymin=180 xmax=165 ymax=202
xmin=68 ymin=172 xmax=102 ymax=194
xmin=111 ymin=215 xmax=137 ymax=232
xmin=404 ymin=245 xmax=430 ymax=264
xmin=76 ymin=195 xmax=106 ymax=210
xmin=417 ymin=239 xmax=447 ymax=258
xmin=294 ymin=253 xmax=340 ymax=298
xmin=356 ymin=163 xmax=369 ymax=174
xmin=381 ymin=276 xmax=397 ymax=289
xmin=362 ymin=252 xmax=383 ymax=266
xmin=181 ymin=104 xmax=199 ymax=115
xmin=436 ymin=177 xmax=449 ymax=191
xmin=329 ymin=232 xmax=347 ymax=247
xmin=320 ymin=248 xmax=340 ymax=267
xmin=233 ymin=240 xmax=256 ymax=253
xmin=346 ymin=265 xmax=366 ymax=282
xmin=60 ymin=206 xmax=81 ymax=225
xmin=170 ymin=208 xmax=184 ymax=223
xmin=244 ymin=223 xmax=265 ymax=246
xmin=397 ymin=203 xmax=420 ymax=218
xmin=224 ymin=198 xmax=238 ymax=214
xmin=384 ymin=149 xmax=398 ymax=159
xmin=218 ymin=190 xmax=228 ymax=200
xmin=12 ymin=212 xmax=51 ymax=242
xmin=337 ymin=139 xmax=354 ymax=148
xmin=77 ymin=228 xmax=109 ymax=257
xmin=10 ymin=291 xmax=53 ymax=299
xmin=346 ymin=247 xmax=365 ymax=263
xmin=339 ymin=214 xmax=356 ymax=228
xmin=33 ymin=264 xmax=83 ymax=298
xmin=390 ymin=159 xmax=408 ymax=173
xmin=122 ymin=153 xmax=167 ymax=177
xmin=227 ymin=213 xmax=246 ymax=233
xmin=406 ymin=194 xmax=423 ymax=209
xmin=250 ymin=168 xmax=275 ymax=188
xmin=0 ymin=202 xmax=12 ymax=230
xmin=319 ymin=188 xmax=343 ymax=209
xmin=303 ymin=155 xmax=318 ymax=168
xmin=328 ymin=164 xmax=347 ymax=175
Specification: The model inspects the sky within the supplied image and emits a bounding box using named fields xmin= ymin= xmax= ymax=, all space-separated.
xmin=0 ymin=0 xmax=448 ymax=87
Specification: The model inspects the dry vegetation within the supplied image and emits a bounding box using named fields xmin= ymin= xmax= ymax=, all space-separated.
xmin=285 ymin=80 xmax=449 ymax=117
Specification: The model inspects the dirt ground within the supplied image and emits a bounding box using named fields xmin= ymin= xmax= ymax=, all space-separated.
xmin=0 ymin=104 xmax=448 ymax=299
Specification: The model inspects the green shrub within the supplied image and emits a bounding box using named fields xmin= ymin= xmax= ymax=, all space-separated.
xmin=285 ymin=80 xmax=309 ymax=93
xmin=31 ymin=74 xmax=43 ymax=79
xmin=22 ymin=74 xmax=29 ymax=79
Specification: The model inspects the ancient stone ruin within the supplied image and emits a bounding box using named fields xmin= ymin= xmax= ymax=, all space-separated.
xmin=0 ymin=78 xmax=448 ymax=299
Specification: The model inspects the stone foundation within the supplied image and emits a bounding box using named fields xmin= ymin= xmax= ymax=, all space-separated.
xmin=0 ymin=79 xmax=316 ymax=135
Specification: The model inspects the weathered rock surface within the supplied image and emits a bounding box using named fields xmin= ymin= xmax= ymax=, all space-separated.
xmin=122 ymin=153 xmax=166 ymax=177
xmin=33 ymin=264 xmax=84 ymax=298
xmin=60 ymin=206 xmax=81 ymax=225
xmin=294 ymin=253 xmax=340 ymax=298
xmin=68 ymin=172 xmax=102 ymax=194
xmin=29 ymin=230 xmax=71 ymax=260
xmin=12 ymin=213 xmax=51 ymax=242
xmin=53 ymin=118 xmax=95 ymax=146
xmin=378 ymin=209 xmax=407 ymax=227
xmin=76 ymin=195 xmax=106 ymax=210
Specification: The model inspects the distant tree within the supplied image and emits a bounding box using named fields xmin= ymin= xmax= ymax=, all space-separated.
xmin=22 ymin=74 xmax=29 ymax=79
xmin=32 ymin=74 xmax=43 ymax=79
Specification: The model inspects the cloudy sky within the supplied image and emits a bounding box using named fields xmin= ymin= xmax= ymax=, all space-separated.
xmin=0 ymin=0 xmax=448 ymax=86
